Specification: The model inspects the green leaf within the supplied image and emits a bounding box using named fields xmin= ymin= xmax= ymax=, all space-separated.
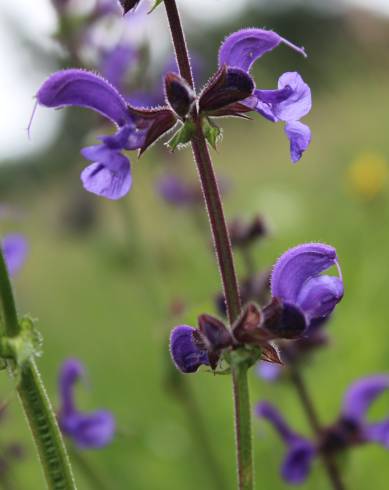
xmin=166 ymin=121 xmax=196 ymax=152
xmin=202 ymin=118 xmax=222 ymax=150
xmin=0 ymin=315 xmax=43 ymax=369
xmin=148 ymin=0 xmax=164 ymax=14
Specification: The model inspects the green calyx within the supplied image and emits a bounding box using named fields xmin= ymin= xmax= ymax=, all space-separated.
xmin=0 ymin=315 xmax=43 ymax=370
xmin=166 ymin=120 xmax=196 ymax=151
xmin=202 ymin=117 xmax=223 ymax=150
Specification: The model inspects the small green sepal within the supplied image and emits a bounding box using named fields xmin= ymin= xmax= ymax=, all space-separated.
xmin=202 ymin=118 xmax=223 ymax=150
xmin=166 ymin=121 xmax=196 ymax=152
xmin=148 ymin=0 xmax=164 ymax=14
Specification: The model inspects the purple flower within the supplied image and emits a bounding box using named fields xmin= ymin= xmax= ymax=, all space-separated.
xmin=100 ymin=43 xmax=138 ymax=95
xmin=58 ymin=359 xmax=115 ymax=449
xmin=218 ymin=28 xmax=311 ymax=162
xmin=2 ymin=234 xmax=28 ymax=277
xmin=271 ymin=243 xmax=343 ymax=333
xmin=35 ymin=69 xmax=176 ymax=199
xmin=256 ymin=401 xmax=316 ymax=484
xmin=256 ymin=361 xmax=282 ymax=382
xmin=341 ymin=375 xmax=389 ymax=449
xmin=157 ymin=175 xmax=201 ymax=206
xmin=169 ymin=326 xmax=209 ymax=373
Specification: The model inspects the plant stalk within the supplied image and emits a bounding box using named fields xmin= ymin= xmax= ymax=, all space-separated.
xmin=290 ymin=367 xmax=345 ymax=490
xmin=0 ymin=249 xmax=76 ymax=489
xmin=164 ymin=1 xmax=253 ymax=488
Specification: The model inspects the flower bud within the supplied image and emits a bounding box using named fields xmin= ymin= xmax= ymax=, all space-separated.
xmin=164 ymin=72 xmax=195 ymax=120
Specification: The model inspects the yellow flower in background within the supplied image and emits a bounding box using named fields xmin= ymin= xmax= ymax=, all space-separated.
xmin=347 ymin=152 xmax=389 ymax=200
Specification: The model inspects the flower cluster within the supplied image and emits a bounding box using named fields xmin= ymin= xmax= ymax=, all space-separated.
xmin=34 ymin=28 xmax=311 ymax=200
xmin=257 ymin=375 xmax=389 ymax=484
xmin=170 ymin=243 xmax=343 ymax=374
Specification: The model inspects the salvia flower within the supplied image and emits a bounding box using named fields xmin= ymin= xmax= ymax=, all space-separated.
xmin=2 ymin=234 xmax=28 ymax=277
xmin=271 ymin=243 xmax=343 ymax=335
xmin=256 ymin=401 xmax=316 ymax=484
xmin=58 ymin=358 xmax=115 ymax=449
xmin=331 ymin=375 xmax=389 ymax=451
xmin=199 ymin=28 xmax=311 ymax=162
xmin=35 ymin=69 xmax=177 ymax=199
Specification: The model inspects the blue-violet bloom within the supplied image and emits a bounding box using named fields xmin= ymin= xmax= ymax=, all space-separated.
xmin=58 ymin=358 xmax=115 ymax=449
xmin=340 ymin=374 xmax=389 ymax=448
xmin=35 ymin=69 xmax=176 ymax=199
xmin=2 ymin=234 xmax=28 ymax=277
xmin=271 ymin=243 xmax=343 ymax=334
xmin=257 ymin=401 xmax=316 ymax=484
xmin=217 ymin=28 xmax=312 ymax=162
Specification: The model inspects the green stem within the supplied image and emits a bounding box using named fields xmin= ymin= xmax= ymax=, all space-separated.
xmin=164 ymin=1 xmax=253 ymax=488
xmin=0 ymin=249 xmax=76 ymax=489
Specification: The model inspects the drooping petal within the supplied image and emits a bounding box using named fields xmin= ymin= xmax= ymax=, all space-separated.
xmin=255 ymin=72 xmax=311 ymax=122
xmin=58 ymin=358 xmax=116 ymax=449
xmin=256 ymin=401 xmax=297 ymax=444
xmin=256 ymin=361 xmax=282 ymax=382
xmin=284 ymin=121 xmax=311 ymax=163
xmin=281 ymin=440 xmax=316 ymax=485
xmin=218 ymin=28 xmax=306 ymax=72
xmin=2 ymin=234 xmax=28 ymax=277
xmin=169 ymin=325 xmax=209 ymax=374
xmin=80 ymin=157 xmax=132 ymax=200
xmin=58 ymin=359 xmax=85 ymax=416
xmin=69 ymin=411 xmax=116 ymax=450
xmin=271 ymin=243 xmax=340 ymax=305
xmin=342 ymin=375 xmax=389 ymax=421
xmin=297 ymin=275 xmax=344 ymax=322
xmin=365 ymin=420 xmax=389 ymax=449
xmin=37 ymin=69 xmax=130 ymax=126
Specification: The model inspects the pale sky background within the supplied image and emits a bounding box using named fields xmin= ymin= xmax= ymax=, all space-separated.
xmin=0 ymin=0 xmax=387 ymax=162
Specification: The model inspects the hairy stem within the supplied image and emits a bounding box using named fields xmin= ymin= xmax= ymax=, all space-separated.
xmin=290 ymin=367 xmax=345 ymax=490
xmin=164 ymin=1 xmax=253 ymax=488
xmin=0 ymin=249 xmax=76 ymax=490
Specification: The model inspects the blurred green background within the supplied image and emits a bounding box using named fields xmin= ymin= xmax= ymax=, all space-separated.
xmin=1 ymin=0 xmax=389 ymax=488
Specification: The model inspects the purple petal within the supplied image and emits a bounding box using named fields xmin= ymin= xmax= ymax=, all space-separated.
xmin=285 ymin=121 xmax=311 ymax=163
xmin=80 ymin=146 xmax=132 ymax=200
xmin=255 ymin=72 xmax=311 ymax=122
xmin=218 ymin=28 xmax=306 ymax=72
xmin=37 ymin=69 xmax=130 ymax=126
xmin=58 ymin=358 xmax=115 ymax=449
xmin=169 ymin=325 xmax=209 ymax=374
xmin=256 ymin=361 xmax=282 ymax=382
xmin=100 ymin=43 xmax=138 ymax=92
xmin=271 ymin=243 xmax=341 ymax=306
xmin=281 ymin=440 xmax=316 ymax=485
xmin=69 ymin=411 xmax=116 ymax=450
xmin=256 ymin=401 xmax=297 ymax=444
xmin=342 ymin=375 xmax=389 ymax=421
xmin=2 ymin=234 xmax=28 ymax=277
xmin=58 ymin=359 xmax=85 ymax=417
xmin=365 ymin=420 xmax=389 ymax=449
xmin=297 ymin=275 xmax=344 ymax=322
xmin=157 ymin=175 xmax=199 ymax=206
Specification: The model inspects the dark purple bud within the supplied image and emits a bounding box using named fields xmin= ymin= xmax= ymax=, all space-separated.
xmin=262 ymin=298 xmax=307 ymax=340
xmin=127 ymin=105 xmax=177 ymax=155
xmin=232 ymin=303 xmax=263 ymax=344
xmin=197 ymin=314 xmax=232 ymax=351
xmin=170 ymin=325 xmax=209 ymax=373
xmin=118 ymin=0 xmax=141 ymax=14
xmin=229 ymin=215 xmax=268 ymax=248
xmin=165 ymin=72 xmax=195 ymax=119
xmin=319 ymin=417 xmax=362 ymax=454
xmin=199 ymin=65 xmax=254 ymax=114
